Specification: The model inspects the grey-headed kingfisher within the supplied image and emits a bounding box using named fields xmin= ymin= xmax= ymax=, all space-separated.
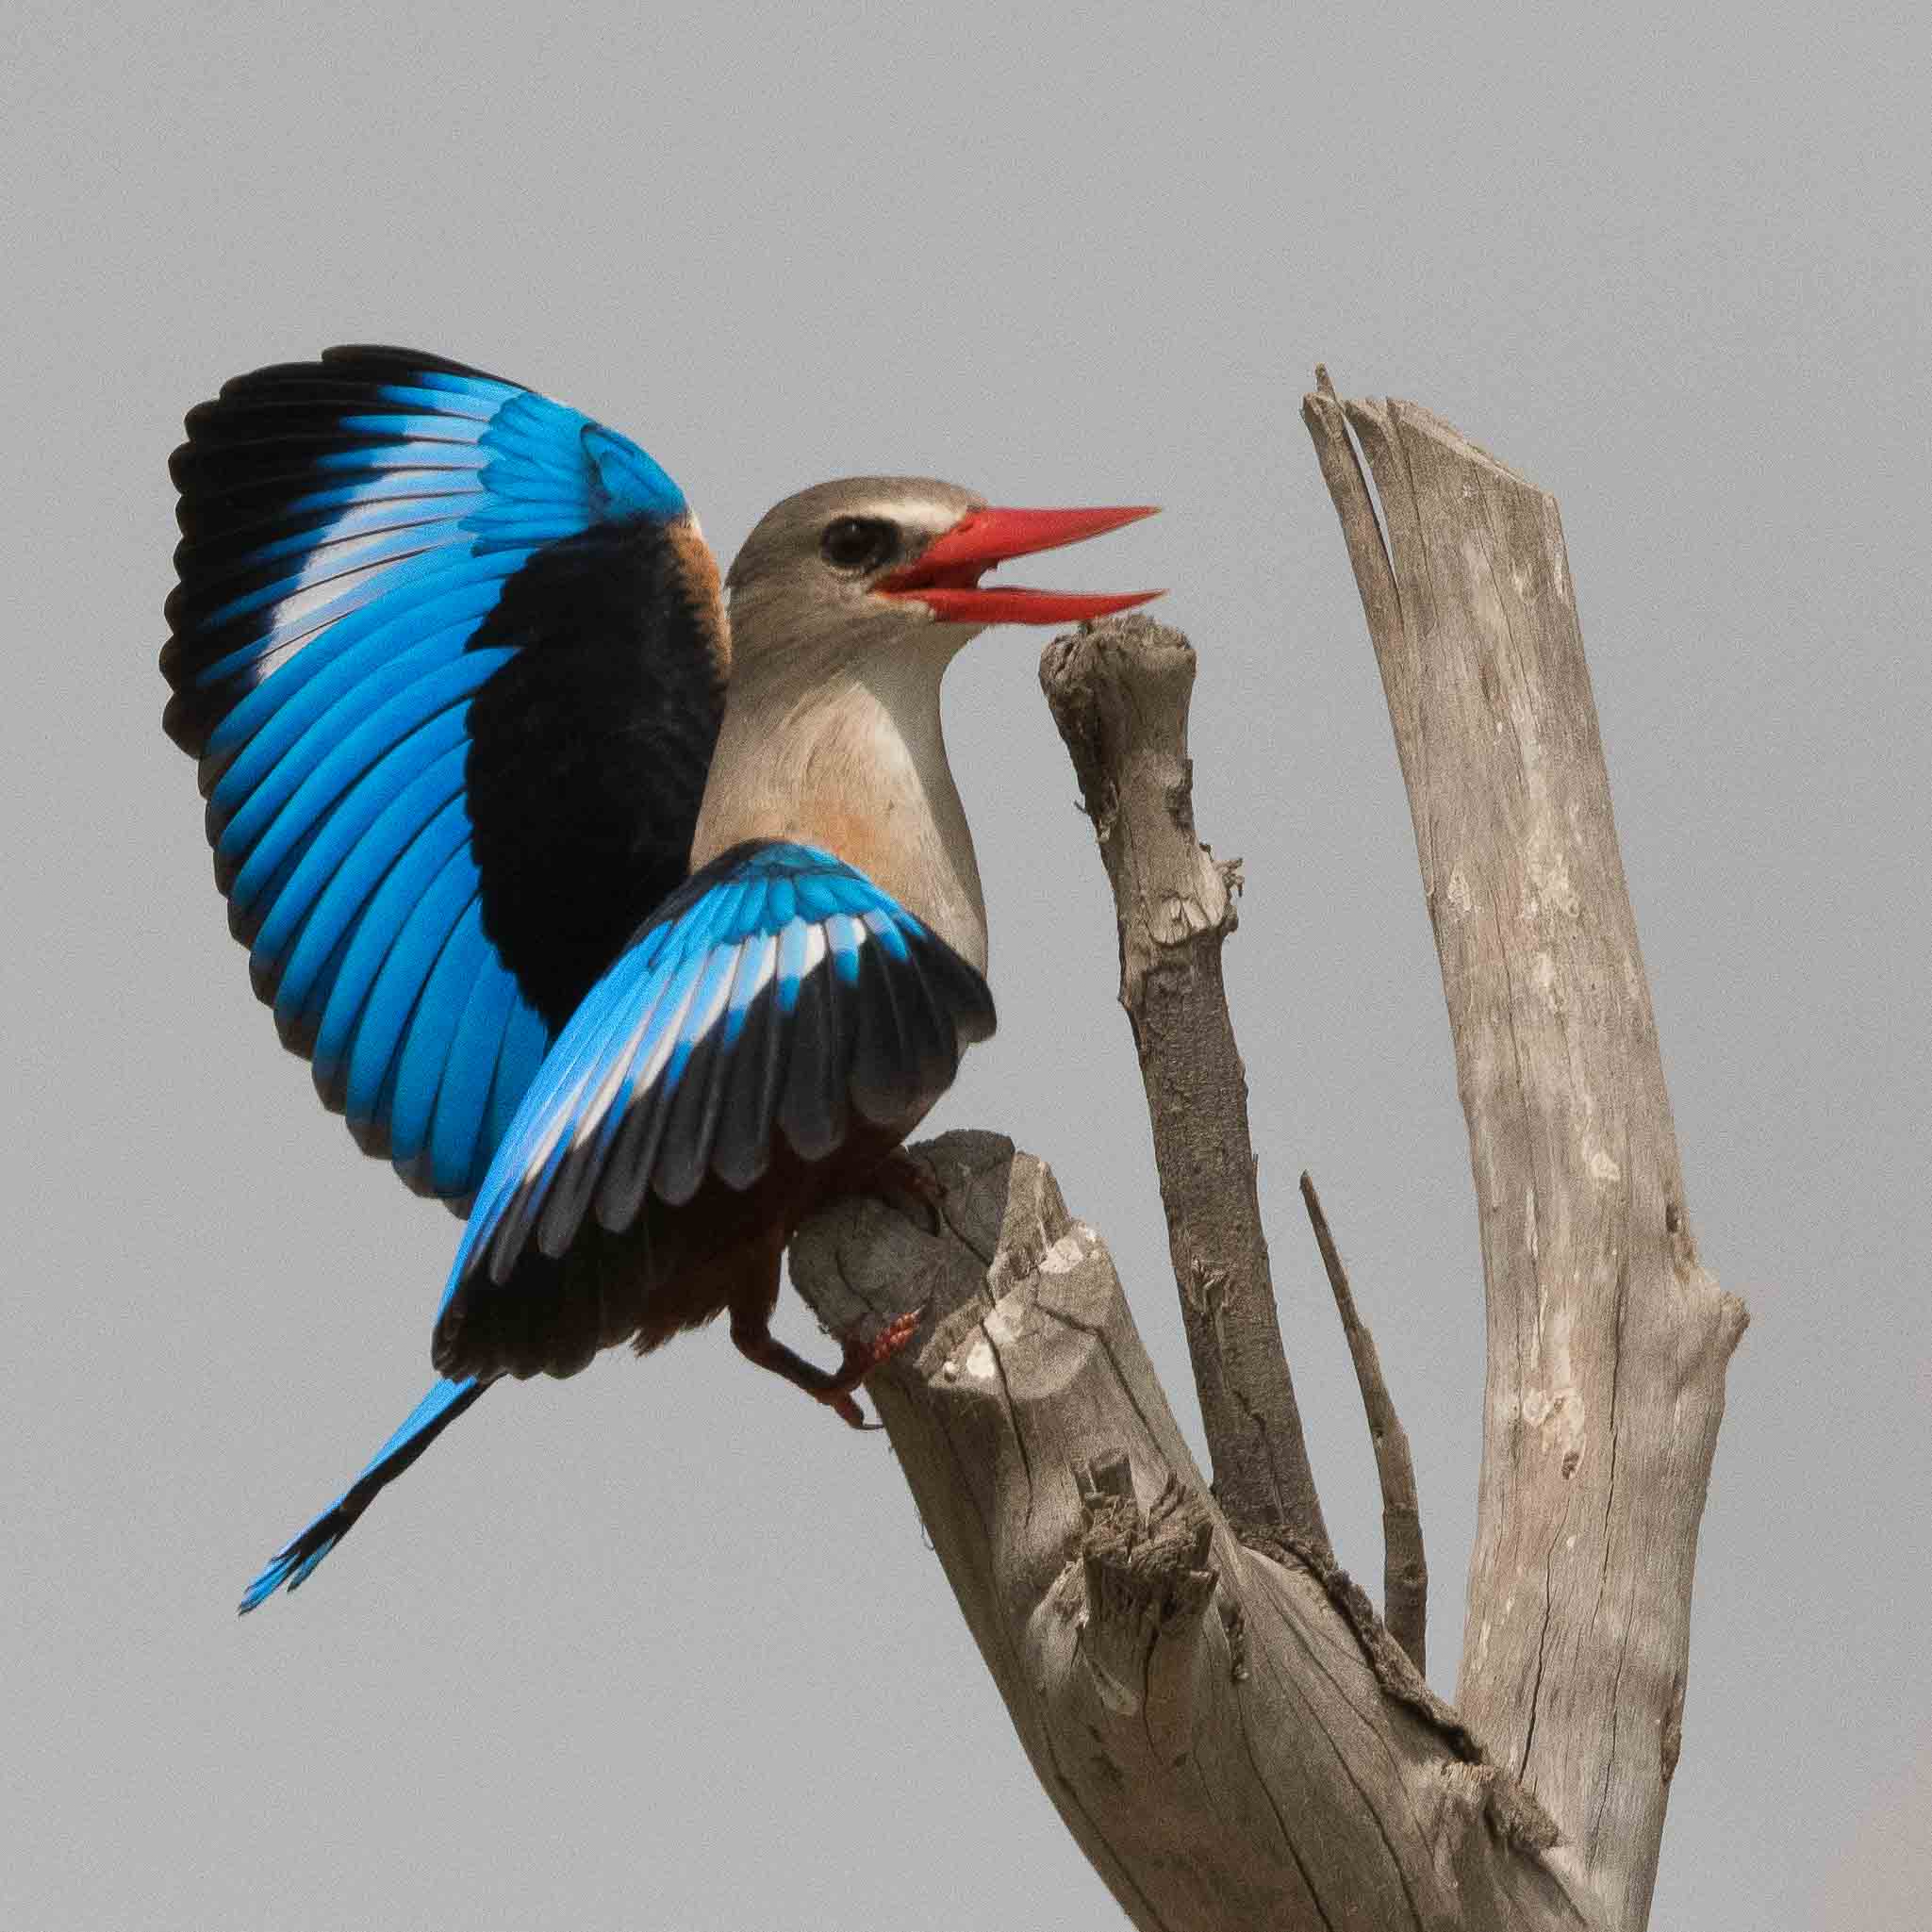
xmin=157 ymin=346 xmax=1158 ymax=1610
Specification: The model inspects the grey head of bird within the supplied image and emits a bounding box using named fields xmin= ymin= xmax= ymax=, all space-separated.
xmin=722 ymin=475 xmax=1160 ymax=691
xmin=696 ymin=476 xmax=1158 ymax=968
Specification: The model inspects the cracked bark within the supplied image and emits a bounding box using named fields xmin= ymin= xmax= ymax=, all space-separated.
xmin=785 ymin=384 xmax=1744 ymax=1930
xmin=1302 ymin=374 xmax=1748 ymax=1929
xmin=791 ymin=1131 xmax=1580 ymax=1932
xmin=1038 ymin=613 xmax=1328 ymax=1553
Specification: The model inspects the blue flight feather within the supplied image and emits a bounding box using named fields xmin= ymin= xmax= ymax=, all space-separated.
xmin=235 ymin=846 xmax=996 ymax=1611
xmin=389 ymin=900 xmax=492 ymax=1170
xmin=166 ymin=346 xmax=720 ymax=1209
xmin=429 ymin=955 xmax=521 ymax=1197
xmin=485 ymin=996 xmax=552 ymax=1157
xmin=238 ymin=1377 xmax=486 ymax=1613
xmin=344 ymin=848 xmax=477 ymax=1136
xmin=220 ymin=645 xmax=516 ymax=902
xmin=257 ymin=732 xmax=470 ymax=1007
xmin=207 ymin=591 xmax=493 ymax=822
xmin=205 ymin=576 xmax=504 ymax=768
xmin=311 ymin=799 xmax=471 ymax=1097
xmin=438 ymin=841 xmax=997 ymax=1319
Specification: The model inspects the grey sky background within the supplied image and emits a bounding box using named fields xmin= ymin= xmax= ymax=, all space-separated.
xmin=4 ymin=3 xmax=1925 ymax=1927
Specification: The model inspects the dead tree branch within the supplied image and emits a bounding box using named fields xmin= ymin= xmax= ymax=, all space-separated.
xmin=784 ymin=382 xmax=1745 ymax=1932
xmin=789 ymin=1132 xmax=1580 ymax=1932
xmin=1299 ymin=1170 xmax=1428 ymax=1676
xmin=1037 ymin=615 xmax=1328 ymax=1551
xmin=1302 ymin=377 xmax=1749 ymax=1932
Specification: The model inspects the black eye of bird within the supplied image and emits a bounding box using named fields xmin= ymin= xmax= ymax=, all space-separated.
xmin=819 ymin=516 xmax=897 ymax=573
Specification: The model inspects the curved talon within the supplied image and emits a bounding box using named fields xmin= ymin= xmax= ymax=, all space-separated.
xmin=821 ymin=1388 xmax=874 ymax=1429
xmin=731 ymin=1241 xmax=925 ymax=1427
xmin=819 ymin=1306 xmax=924 ymax=1429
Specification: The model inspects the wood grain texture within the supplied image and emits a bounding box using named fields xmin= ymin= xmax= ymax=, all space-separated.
xmin=1037 ymin=615 xmax=1329 ymax=1551
xmin=783 ymin=385 xmax=1742 ymax=1930
xmin=791 ymin=1132 xmax=1583 ymax=1932
xmin=1300 ymin=1170 xmax=1429 ymax=1677
xmin=1302 ymin=380 xmax=1748 ymax=1932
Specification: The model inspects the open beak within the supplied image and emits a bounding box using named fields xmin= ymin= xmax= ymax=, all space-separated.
xmin=877 ymin=504 xmax=1162 ymax=625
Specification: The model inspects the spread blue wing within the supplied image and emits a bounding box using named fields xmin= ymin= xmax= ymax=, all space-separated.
xmin=162 ymin=346 xmax=728 ymax=1205
xmin=431 ymin=841 xmax=997 ymax=1379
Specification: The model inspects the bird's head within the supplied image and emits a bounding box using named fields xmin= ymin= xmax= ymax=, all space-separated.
xmin=724 ymin=477 xmax=1159 ymax=682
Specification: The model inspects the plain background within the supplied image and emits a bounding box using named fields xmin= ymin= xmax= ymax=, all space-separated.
xmin=4 ymin=3 xmax=1926 ymax=1927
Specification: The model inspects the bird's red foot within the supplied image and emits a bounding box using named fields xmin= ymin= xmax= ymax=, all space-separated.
xmin=816 ymin=1307 xmax=926 ymax=1430
xmin=867 ymin=1150 xmax=946 ymax=1235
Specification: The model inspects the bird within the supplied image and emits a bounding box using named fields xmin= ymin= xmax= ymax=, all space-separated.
xmin=158 ymin=345 xmax=1158 ymax=1611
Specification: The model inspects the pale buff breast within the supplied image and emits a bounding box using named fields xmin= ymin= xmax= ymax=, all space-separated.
xmin=691 ymin=657 xmax=988 ymax=973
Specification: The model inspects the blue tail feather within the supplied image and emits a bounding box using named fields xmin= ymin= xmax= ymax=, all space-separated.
xmin=238 ymin=1376 xmax=487 ymax=1613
